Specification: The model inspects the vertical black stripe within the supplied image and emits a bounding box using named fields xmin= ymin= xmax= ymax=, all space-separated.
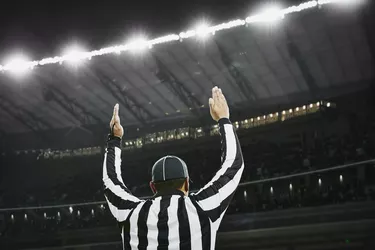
xmin=191 ymin=199 xmax=211 ymax=250
xmin=157 ymin=196 xmax=171 ymax=249
xmin=123 ymin=208 xmax=136 ymax=250
xmin=137 ymin=200 xmax=152 ymax=250
xmin=178 ymin=196 xmax=191 ymax=250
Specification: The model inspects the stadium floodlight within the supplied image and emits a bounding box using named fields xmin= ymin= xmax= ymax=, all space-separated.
xmin=195 ymin=22 xmax=213 ymax=38
xmin=246 ymin=5 xmax=285 ymax=24
xmin=62 ymin=45 xmax=88 ymax=65
xmin=126 ymin=36 xmax=151 ymax=52
xmin=3 ymin=54 xmax=35 ymax=75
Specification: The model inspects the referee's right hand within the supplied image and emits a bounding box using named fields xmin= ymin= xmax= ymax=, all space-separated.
xmin=209 ymin=86 xmax=229 ymax=122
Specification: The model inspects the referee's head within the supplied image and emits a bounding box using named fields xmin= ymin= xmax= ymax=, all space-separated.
xmin=150 ymin=156 xmax=189 ymax=195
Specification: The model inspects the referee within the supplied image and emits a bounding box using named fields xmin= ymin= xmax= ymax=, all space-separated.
xmin=103 ymin=86 xmax=244 ymax=250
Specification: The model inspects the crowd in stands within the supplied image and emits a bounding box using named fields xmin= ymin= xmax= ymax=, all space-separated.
xmin=1 ymin=105 xmax=375 ymax=240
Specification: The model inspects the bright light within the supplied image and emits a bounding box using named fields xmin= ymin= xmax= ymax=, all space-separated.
xmin=289 ymin=109 xmax=293 ymax=113
xmin=303 ymin=105 xmax=306 ymax=110
xmin=57 ymin=212 xmax=61 ymax=217
xmin=195 ymin=22 xmax=213 ymax=38
xmin=91 ymin=209 xmax=95 ymax=216
xmin=316 ymin=102 xmax=320 ymax=106
xmin=257 ymin=117 xmax=260 ymax=121
xmin=69 ymin=206 xmax=73 ymax=213
xmin=197 ymin=129 xmax=202 ymax=133
xmin=44 ymin=212 xmax=47 ymax=218
xmin=270 ymin=186 xmax=274 ymax=194
xmin=244 ymin=190 xmax=247 ymax=199
xmin=63 ymin=45 xmax=88 ymax=65
xmin=296 ymin=107 xmax=300 ymax=111
xmin=340 ymin=174 xmax=343 ymax=183
xmin=270 ymin=114 xmax=273 ymax=118
xmin=318 ymin=0 xmax=366 ymax=8
xmin=245 ymin=119 xmax=248 ymax=123
xmin=282 ymin=110 xmax=286 ymax=115
xmin=289 ymin=183 xmax=293 ymax=191
xmin=310 ymin=104 xmax=314 ymax=108
xmin=318 ymin=178 xmax=322 ymax=186
xmin=250 ymin=118 xmax=254 ymax=122
xmin=246 ymin=5 xmax=285 ymax=24
xmin=3 ymin=54 xmax=35 ymax=74
xmin=11 ymin=214 xmax=14 ymax=220
xmin=327 ymin=102 xmax=331 ymax=107
xmin=24 ymin=214 xmax=28 ymax=220
xmin=77 ymin=210 xmax=81 ymax=216
xmin=126 ymin=36 xmax=151 ymax=52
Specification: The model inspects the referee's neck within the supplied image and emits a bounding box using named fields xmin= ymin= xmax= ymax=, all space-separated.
xmin=153 ymin=189 xmax=186 ymax=198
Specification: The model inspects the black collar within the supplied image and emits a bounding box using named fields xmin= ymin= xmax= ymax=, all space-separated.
xmin=153 ymin=189 xmax=185 ymax=199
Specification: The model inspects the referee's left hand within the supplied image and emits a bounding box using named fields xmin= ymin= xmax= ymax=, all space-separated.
xmin=110 ymin=103 xmax=124 ymax=138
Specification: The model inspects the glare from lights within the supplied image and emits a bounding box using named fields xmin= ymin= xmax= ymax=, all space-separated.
xmin=318 ymin=178 xmax=322 ymax=186
xmin=303 ymin=105 xmax=306 ymax=110
xmin=91 ymin=209 xmax=95 ymax=216
xmin=69 ymin=206 xmax=73 ymax=213
xmin=24 ymin=214 xmax=28 ymax=220
xmin=296 ymin=107 xmax=300 ymax=111
xmin=282 ymin=110 xmax=286 ymax=115
xmin=310 ymin=104 xmax=314 ymax=108
xmin=270 ymin=186 xmax=274 ymax=194
xmin=197 ymin=129 xmax=202 ymax=133
xmin=151 ymin=138 xmax=154 ymax=142
xmin=270 ymin=114 xmax=273 ymax=118
xmin=100 ymin=204 xmax=105 ymax=209
xmin=257 ymin=117 xmax=260 ymax=121
xmin=246 ymin=5 xmax=285 ymax=23
xmin=195 ymin=22 xmax=213 ymax=38
xmin=250 ymin=118 xmax=254 ymax=122
xmin=57 ymin=212 xmax=61 ymax=217
xmin=340 ymin=174 xmax=343 ymax=183
xmin=63 ymin=45 xmax=88 ymax=65
xmin=289 ymin=109 xmax=293 ymax=114
xmin=77 ymin=210 xmax=81 ymax=216
xmin=236 ymin=124 xmax=239 ymax=129
xmin=125 ymin=142 xmax=129 ymax=146
xmin=11 ymin=214 xmax=14 ymax=220
xmin=3 ymin=54 xmax=35 ymax=74
xmin=263 ymin=115 xmax=266 ymax=119
xmin=327 ymin=102 xmax=331 ymax=107
xmin=245 ymin=119 xmax=248 ymax=123
xmin=0 ymin=1 xmax=344 ymax=72
xmin=317 ymin=102 xmax=320 ymax=106
xmin=126 ymin=37 xmax=151 ymax=52
xmin=289 ymin=183 xmax=293 ymax=191
xmin=44 ymin=212 xmax=47 ymax=219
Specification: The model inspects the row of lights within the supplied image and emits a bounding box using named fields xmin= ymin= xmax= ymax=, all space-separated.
xmin=6 ymin=101 xmax=331 ymax=155
xmin=6 ymin=174 xmax=345 ymax=218
xmin=0 ymin=0 xmax=363 ymax=74
xmin=244 ymin=174 xmax=344 ymax=199
xmin=9 ymin=204 xmax=106 ymax=222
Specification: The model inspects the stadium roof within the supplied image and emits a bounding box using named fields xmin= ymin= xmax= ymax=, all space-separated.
xmin=0 ymin=3 xmax=374 ymax=134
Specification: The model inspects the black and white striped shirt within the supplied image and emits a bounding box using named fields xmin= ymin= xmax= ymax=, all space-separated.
xmin=103 ymin=118 xmax=244 ymax=250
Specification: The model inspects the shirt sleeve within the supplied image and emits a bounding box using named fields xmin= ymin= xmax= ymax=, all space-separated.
xmin=190 ymin=118 xmax=244 ymax=222
xmin=103 ymin=136 xmax=143 ymax=222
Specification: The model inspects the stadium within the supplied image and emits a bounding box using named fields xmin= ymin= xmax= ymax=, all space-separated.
xmin=0 ymin=0 xmax=375 ymax=249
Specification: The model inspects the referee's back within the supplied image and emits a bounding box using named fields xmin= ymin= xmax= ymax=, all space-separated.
xmin=103 ymin=117 xmax=244 ymax=250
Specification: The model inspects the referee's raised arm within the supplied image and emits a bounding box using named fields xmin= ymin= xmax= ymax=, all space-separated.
xmin=102 ymin=104 xmax=143 ymax=222
xmin=190 ymin=87 xmax=244 ymax=223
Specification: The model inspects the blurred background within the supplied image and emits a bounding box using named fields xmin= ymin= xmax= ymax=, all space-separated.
xmin=0 ymin=0 xmax=375 ymax=249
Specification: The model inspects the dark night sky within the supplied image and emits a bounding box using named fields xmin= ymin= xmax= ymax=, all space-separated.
xmin=0 ymin=0 xmax=302 ymax=60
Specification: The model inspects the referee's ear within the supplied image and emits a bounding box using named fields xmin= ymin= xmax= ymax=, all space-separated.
xmin=150 ymin=181 xmax=157 ymax=194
